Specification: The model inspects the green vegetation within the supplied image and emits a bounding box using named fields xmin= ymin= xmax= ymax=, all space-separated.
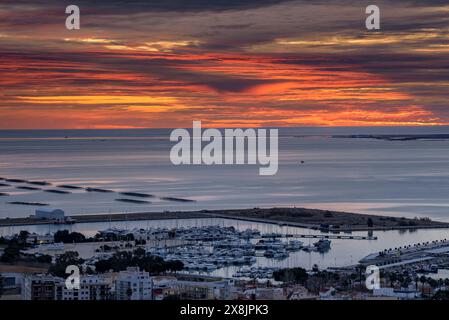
xmin=0 ymin=240 xmax=24 ymax=263
xmin=18 ymin=230 xmax=30 ymax=243
xmin=94 ymin=247 xmax=183 ymax=274
xmin=323 ymin=211 xmax=333 ymax=218
xmin=54 ymin=230 xmax=86 ymax=243
xmin=48 ymin=251 xmax=84 ymax=278
xmin=432 ymin=290 xmax=449 ymax=300
xmin=273 ymin=267 xmax=308 ymax=284
xmin=397 ymin=220 xmax=419 ymax=227
xmin=94 ymin=232 xmax=135 ymax=242
xmin=53 ymin=229 xmax=138 ymax=243
xmin=36 ymin=254 xmax=53 ymax=264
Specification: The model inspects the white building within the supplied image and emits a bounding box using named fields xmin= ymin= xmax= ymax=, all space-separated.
xmin=176 ymin=279 xmax=235 ymax=300
xmin=26 ymin=233 xmax=54 ymax=245
xmin=21 ymin=274 xmax=111 ymax=300
xmin=373 ymin=287 xmax=420 ymax=299
xmin=55 ymin=275 xmax=111 ymax=300
xmin=34 ymin=208 xmax=65 ymax=221
xmin=115 ymin=267 xmax=153 ymax=300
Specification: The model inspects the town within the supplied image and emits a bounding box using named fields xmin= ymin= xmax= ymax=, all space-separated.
xmin=170 ymin=121 xmax=278 ymax=175
xmin=2 ymin=217 xmax=449 ymax=300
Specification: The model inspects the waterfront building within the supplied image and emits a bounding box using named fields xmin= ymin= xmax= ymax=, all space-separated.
xmin=115 ymin=267 xmax=153 ymax=300
xmin=34 ymin=208 xmax=65 ymax=222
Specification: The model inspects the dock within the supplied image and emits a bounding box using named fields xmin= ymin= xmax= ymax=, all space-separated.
xmin=286 ymin=234 xmax=377 ymax=240
xmin=359 ymin=239 xmax=449 ymax=267
xmin=0 ymin=208 xmax=448 ymax=236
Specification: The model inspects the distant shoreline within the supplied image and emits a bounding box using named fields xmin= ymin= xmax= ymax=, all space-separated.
xmin=334 ymin=134 xmax=449 ymax=141
xmin=0 ymin=207 xmax=448 ymax=231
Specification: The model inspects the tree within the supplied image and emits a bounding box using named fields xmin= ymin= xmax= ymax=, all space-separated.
xmin=432 ymin=290 xmax=449 ymax=300
xmin=54 ymin=230 xmax=86 ymax=243
xmin=428 ymin=278 xmax=438 ymax=288
xmin=273 ymin=267 xmax=308 ymax=284
xmin=133 ymin=247 xmax=146 ymax=258
xmin=94 ymin=259 xmax=113 ymax=273
xmin=0 ymin=237 xmax=7 ymax=245
xmin=390 ymin=273 xmax=399 ymax=287
xmin=324 ymin=211 xmax=333 ymax=218
xmin=135 ymin=239 xmax=146 ymax=245
xmin=48 ymin=251 xmax=84 ymax=277
xmin=165 ymin=260 xmax=184 ymax=273
xmin=367 ymin=218 xmax=374 ymax=228
xmin=36 ymin=254 xmax=52 ymax=264
xmin=124 ymin=233 xmax=135 ymax=241
xmin=0 ymin=243 xmax=22 ymax=263
xmin=94 ymin=249 xmax=183 ymax=275
xmin=444 ymin=279 xmax=449 ymax=287
xmin=18 ymin=230 xmax=30 ymax=244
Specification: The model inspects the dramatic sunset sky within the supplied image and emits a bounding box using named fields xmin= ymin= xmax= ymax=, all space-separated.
xmin=0 ymin=0 xmax=448 ymax=128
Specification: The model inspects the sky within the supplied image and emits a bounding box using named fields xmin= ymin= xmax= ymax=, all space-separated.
xmin=0 ymin=0 xmax=448 ymax=129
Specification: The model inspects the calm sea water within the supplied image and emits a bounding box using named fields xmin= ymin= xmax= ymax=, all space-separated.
xmin=1 ymin=127 xmax=449 ymax=221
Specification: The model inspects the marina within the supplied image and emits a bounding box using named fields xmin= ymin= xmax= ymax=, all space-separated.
xmin=1 ymin=0 xmax=449 ymax=303
xmin=360 ymin=238 xmax=449 ymax=269
xmin=4 ymin=216 xmax=449 ymax=278
xmin=13 ymin=224 xmax=331 ymax=278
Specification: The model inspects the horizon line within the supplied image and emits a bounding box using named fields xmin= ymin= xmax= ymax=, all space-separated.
xmin=2 ymin=124 xmax=449 ymax=131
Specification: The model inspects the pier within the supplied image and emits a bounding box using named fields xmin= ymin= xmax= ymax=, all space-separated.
xmin=286 ymin=234 xmax=377 ymax=240
xmin=0 ymin=208 xmax=448 ymax=235
xmin=359 ymin=239 xmax=449 ymax=268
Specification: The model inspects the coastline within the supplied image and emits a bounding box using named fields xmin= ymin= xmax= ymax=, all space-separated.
xmin=1 ymin=207 xmax=448 ymax=231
